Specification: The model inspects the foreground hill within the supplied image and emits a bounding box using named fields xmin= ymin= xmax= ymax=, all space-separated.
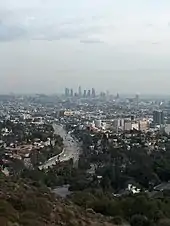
xmin=0 ymin=175 xmax=117 ymax=226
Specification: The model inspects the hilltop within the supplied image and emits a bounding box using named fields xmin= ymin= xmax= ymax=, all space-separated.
xmin=0 ymin=174 xmax=117 ymax=226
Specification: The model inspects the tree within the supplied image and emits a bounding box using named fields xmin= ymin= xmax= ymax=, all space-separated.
xmin=110 ymin=216 xmax=124 ymax=225
xmin=158 ymin=218 xmax=170 ymax=226
xmin=130 ymin=214 xmax=151 ymax=226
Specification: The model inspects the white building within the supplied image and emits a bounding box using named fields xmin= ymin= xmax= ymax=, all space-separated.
xmin=23 ymin=114 xmax=31 ymax=120
xmin=131 ymin=122 xmax=139 ymax=130
xmin=113 ymin=119 xmax=125 ymax=131
xmin=139 ymin=120 xmax=149 ymax=132
xmin=127 ymin=184 xmax=140 ymax=194
xmin=102 ymin=122 xmax=107 ymax=130
xmin=124 ymin=121 xmax=132 ymax=131
xmin=124 ymin=121 xmax=139 ymax=131
xmin=165 ymin=124 xmax=170 ymax=135
xmin=94 ymin=120 xmax=102 ymax=128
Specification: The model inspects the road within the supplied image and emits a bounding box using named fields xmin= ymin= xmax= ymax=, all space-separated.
xmin=39 ymin=123 xmax=80 ymax=170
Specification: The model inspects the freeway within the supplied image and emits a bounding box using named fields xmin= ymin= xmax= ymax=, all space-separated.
xmin=39 ymin=123 xmax=80 ymax=170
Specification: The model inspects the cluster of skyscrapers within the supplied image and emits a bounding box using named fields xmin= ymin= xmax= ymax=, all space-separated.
xmin=64 ymin=86 xmax=96 ymax=98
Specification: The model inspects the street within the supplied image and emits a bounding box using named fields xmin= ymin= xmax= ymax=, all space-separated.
xmin=39 ymin=123 xmax=80 ymax=169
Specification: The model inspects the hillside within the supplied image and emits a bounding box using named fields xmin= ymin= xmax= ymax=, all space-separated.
xmin=0 ymin=174 xmax=117 ymax=226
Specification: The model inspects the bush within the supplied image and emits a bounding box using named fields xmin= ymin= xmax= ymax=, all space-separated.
xmin=158 ymin=218 xmax=170 ymax=226
xmin=130 ymin=214 xmax=151 ymax=226
xmin=110 ymin=216 xmax=124 ymax=225
xmin=0 ymin=200 xmax=18 ymax=223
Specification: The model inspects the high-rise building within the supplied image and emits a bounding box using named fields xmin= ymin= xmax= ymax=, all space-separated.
xmin=153 ymin=110 xmax=164 ymax=125
xmin=65 ymin=88 xmax=69 ymax=97
xmin=83 ymin=90 xmax=87 ymax=98
xmin=135 ymin=94 xmax=139 ymax=107
xmin=116 ymin=93 xmax=120 ymax=99
xmin=78 ymin=86 xmax=82 ymax=97
xmin=100 ymin=92 xmax=106 ymax=98
xmin=70 ymin=89 xmax=73 ymax=97
xmin=106 ymin=90 xmax=109 ymax=97
xmin=92 ymin=88 xmax=96 ymax=98
xmin=87 ymin=90 xmax=91 ymax=97
xmin=64 ymin=88 xmax=67 ymax=96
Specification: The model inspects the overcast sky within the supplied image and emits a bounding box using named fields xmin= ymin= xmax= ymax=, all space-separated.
xmin=0 ymin=0 xmax=170 ymax=94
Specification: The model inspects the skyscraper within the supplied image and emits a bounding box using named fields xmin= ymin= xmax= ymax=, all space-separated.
xmin=87 ymin=90 xmax=91 ymax=97
xmin=70 ymin=89 xmax=73 ymax=97
xmin=83 ymin=90 xmax=87 ymax=98
xmin=106 ymin=90 xmax=109 ymax=97
xmin=65 ymin=88 xmax=67 ymax=96
xmin=65 ymin=88 xmax=69 ymax=97
xmin=78 ymin=86 xmax=82 ymax=97
xmin=116 ymin=93 xmax=120 ymax=99
xmin=153 ymin=110 xmax=164 ymax=125
xmin=92 ymin=88 xmax=96 ymax=98
xmin=135 ymin=94 xmax=139 ymax=107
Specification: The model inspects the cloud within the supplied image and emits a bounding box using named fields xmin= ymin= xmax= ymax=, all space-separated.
xmin=0 ymin=23 xmax=26 ymax=41
xmin=1 ymin=0 xmax=170 ymax=46
xmin=0 ymin=16 xmax=102 ymax=41
xmin=0 ymin=0 xmax=106 ymax=42
xmin=152 ymin=42 xmax=159 ymax=45
xmin=80 ymin=39 xmax=104 ymax=44
xmin=146 ymin=23 xmax=153 ymax=27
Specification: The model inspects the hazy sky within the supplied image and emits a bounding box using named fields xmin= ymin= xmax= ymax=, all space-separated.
xmin=1 ymin=0 xmax=170 ymax=94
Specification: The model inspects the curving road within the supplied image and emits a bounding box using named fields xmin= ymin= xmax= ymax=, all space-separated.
xmin=39 ymin=123 xmax=80 ymax=170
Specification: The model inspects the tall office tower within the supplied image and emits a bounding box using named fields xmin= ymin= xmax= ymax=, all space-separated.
xmin=92 ymin=88 xmax=96 ymax=98
xmin=70 ymin=89 xmax=73 ymax=97
xmin=116 ymin=93 xmax=120 ymax=99
xmin=100 ymin=92 xmax=105 ymax=98
xmin=65 ymin=88 xmax=69 ymax=97
xmin=153 ymin=110 xmax=164 ymax=125
xmin=87 ymin=90 xmax=91 ymax=97
xmin=64 ymin=88 xmax=67 ymax=96
xmin=135 ymin=93 xmax=139 ymax=107
xmin=83 ymin=90 xmax=87 ymax=98
xmin=78 ymin=86 xmax=82 ymax=97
